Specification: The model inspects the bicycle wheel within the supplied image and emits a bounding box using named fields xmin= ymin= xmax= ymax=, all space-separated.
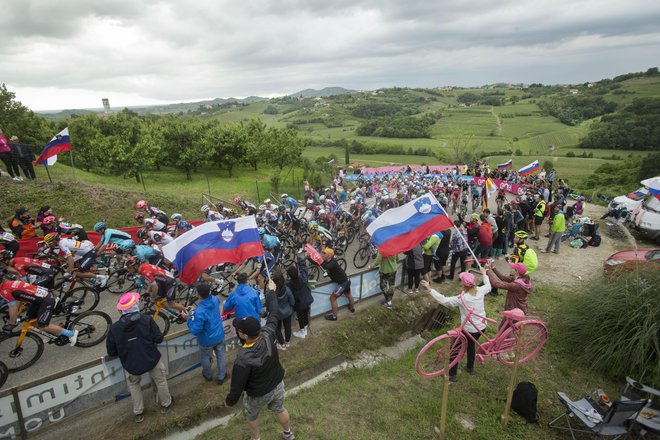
xmin=106 ymin=270 xmax=136 ymax=294
xmin=145 ymin=311 xmax=171 ymax=336
xmin=337 ymin=258 xmax=347 ymax=272
xmin=415 ymin=332 xmax=467 ymax=378
xmin=495 ymin=320 xmax=548 ymax=365
xmin=70 ymin=311 xmax=112 ymax=348
xmin=335 ymin=235 xmax=349 ymax=253
xmin=0 ymin=361 xmax=7 ymax=388
xmin=63 ymin=287 xmax=100 ymax=313
xmin=353 ymin=247 xmax=371 ymax=269
xmin=0 ymin=332 xmax=44 ymax=372
xmin=308 ymin=265 xmax=321 ymax=281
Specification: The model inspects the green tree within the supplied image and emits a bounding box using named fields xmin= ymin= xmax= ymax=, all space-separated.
xmin=242 ymin=119 xmax=268 ymax=171
xmin=206 ymin=122 xmax=246 ymax=177
xmin=157 ymin=116 xmax=208 ymax=180
xmin=0 ymin=83 xmax=51 ymax=145
xmin=266 ymin=127 xmax=306 ymax=191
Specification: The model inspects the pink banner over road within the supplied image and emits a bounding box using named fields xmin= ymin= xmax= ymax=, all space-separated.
xmin=359 ymin=165 xmax=459 ymax=174
xmin=473 ymin=177 xmax=525 ymax=196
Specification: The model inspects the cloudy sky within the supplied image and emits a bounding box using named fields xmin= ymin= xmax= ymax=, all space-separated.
xmin=2 ymin=0 xmax=659 ymax=111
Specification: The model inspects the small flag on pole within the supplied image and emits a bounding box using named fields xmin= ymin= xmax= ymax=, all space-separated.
xmin=366 ymin=192 xmax=454 ymax=258
xmin=518 ymin=160 xmax=540 ymax=177
xmin=35 ymin=128 xmax=71 ymax=166
xmin=497 ymin=159 xmax=513 ymax=169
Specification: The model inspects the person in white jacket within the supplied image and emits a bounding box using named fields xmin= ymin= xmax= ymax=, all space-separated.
xmin=421 ymin=267 xmax=491 ymax=382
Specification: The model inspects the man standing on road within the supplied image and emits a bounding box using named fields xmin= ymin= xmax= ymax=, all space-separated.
xmin=225 ymin=281 xmax=295 ymax=440
xmin=106 ymin=292 xmax=173 ymax=423
xmin=182 ymin=284 xmax=228 ymax=384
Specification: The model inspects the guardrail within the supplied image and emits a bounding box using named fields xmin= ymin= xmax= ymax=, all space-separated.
xmin=0 ymin=265 xmax=401 ymax=439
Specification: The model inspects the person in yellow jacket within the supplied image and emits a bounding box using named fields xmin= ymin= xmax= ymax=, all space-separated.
xmin=543 ymin=205 xmax=566 ymax=254
xmin=531 ymin=195 xmax=546 ymax=241
xmin=507 ymin=231 xmax=538 ymax=274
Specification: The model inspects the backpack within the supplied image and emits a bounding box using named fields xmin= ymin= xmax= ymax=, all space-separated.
xmin=588 ymin=234 xmax=601 ymax=247
xmin=511 ymin=381 xmax=539 ymax=423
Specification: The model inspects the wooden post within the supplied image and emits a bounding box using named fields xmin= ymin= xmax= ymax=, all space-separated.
xmin=502 ymin=323 xmax=525 ymax=425
xmin=439 ymin=342 xmax=451 ymax=440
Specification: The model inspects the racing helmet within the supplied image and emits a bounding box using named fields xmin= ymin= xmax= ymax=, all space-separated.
xmin=42 ymin=215 xmax=56 ymax=225
xmin=308 ymin=221 xmax=318 ymax=231
xmin=43 ymin=232 xmax=59 ymax=244
xmin=171 ymin=213 xmax=182 ymax=221
xmin=201 ymin=204 xmax=210 ymax=213
xmin=93 ymin=222 xmax=106 ymax=232
xmin=135 ymin=200 xmax=147 ymax=209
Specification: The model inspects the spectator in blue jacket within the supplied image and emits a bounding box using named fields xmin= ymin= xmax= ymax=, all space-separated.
xmin=182 ymin=284 xmax=227 ymax=384
xmin=224 ymin=272 xmax=262 ymax=344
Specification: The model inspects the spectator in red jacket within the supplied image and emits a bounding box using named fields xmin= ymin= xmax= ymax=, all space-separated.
xmin=475 ymin=214 xmax=493 ymax=260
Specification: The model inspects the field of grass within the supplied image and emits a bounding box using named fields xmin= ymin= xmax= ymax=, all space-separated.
xmin=194 ymin=283 xmax=619 ymax=440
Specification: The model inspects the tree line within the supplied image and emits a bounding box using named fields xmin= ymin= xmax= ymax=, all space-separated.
xmin=67 ymin=110 xmax=306 ymax=187
xmin=578 ymin=98 xmax=660 ymax=151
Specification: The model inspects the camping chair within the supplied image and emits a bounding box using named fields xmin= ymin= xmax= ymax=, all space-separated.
xmin=620 ymin=377 xmax=660 ymax=437
xmin=549 ymin=391 xmax=646 ymax=439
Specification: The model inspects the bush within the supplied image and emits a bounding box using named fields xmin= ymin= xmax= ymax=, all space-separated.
xmin=554 ymin=269 xmax=660 ymax=386
xmin=566 ymin=152 xmax=575 ymax=157
xmin=515 ymin=149 xmax=523 ymax=156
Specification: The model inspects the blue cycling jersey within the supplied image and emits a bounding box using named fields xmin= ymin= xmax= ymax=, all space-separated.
xmin=134 ymin=245 xmax=160 ymax=260
xmin=102 ymin=228 xmax=134 ymax=248
xmin=261 ymin=234 xmax=280 ymax=250
xmin=285 ymin=197 xmax=298 ymax=209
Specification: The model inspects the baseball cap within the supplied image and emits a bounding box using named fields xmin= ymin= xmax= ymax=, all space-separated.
xmin=236 ymin=317 xmax=261 ymax=338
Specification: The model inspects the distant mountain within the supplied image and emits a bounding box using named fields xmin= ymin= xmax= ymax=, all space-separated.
xmin=36 ymin=95 xmax=269 ymax=119
xmin=288 ymin=87 xmax=356 ymax=98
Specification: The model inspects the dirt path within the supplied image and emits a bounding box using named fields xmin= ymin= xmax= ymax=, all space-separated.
xmin=520 ymin=202 xmax=634 ymax=286
xmin=490 ymin=106 xmax=502 ymax=135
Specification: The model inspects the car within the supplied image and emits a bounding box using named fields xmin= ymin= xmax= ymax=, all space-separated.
xmin=604 ymin=248 xmax=660 ymax=275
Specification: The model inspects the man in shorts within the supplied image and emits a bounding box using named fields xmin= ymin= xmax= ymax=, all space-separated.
xmin=321 ymin=248 xmax=355 ymax=321
xmin=225 ymin=281 xmax=295 ymax=440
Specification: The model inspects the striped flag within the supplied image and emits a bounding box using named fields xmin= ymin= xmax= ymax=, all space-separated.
xmin=518 ymin=160 xmax=540 ymax=177
xmin=35 ymin=128 xmax=71 ymax=166
xmin=497 ymin=159 xmax=513 ymax=169
xmin=366 ymin=192 xmax=453 ymax=258
xmin=162 ymin=215 xmax=263 ymax=284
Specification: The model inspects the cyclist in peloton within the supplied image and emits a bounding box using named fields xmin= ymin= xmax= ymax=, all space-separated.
xmin=233 ymin=197 xmax=257 ymax=216
xmin=0 ymin=250 xmax=58 ymax=289
xmin=280 ymin=194 xmax=298 ymax=211
xmin=44 ymin=232 xmax=109 ymax=287
xmin=124 ymin=257 xmax=185 ymax=313
xmin=201 ymin=204 xmax=224 ymax=222
xmin=135 ymin=200 xmax=169 ymax=225
xmin=307 ymin=221 xmax=334 ymax=251
xmin=93 ymin=222 xmax=135 ymax=255
xmin=170 ymin=213 xmax=193 ymax=237
xmin=134 ymin=212 xmax=167 ymax=233
xmin=0 ymin=279 xmax=78 ymax=345
xmin=44 ymin=217 xmax=89 ymax=241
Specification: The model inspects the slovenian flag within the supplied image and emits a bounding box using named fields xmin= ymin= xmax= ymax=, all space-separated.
xmin=497 ymin=159 xmax=513 ymax=169
xmin=35 ymin=128 xmax=71 ymax=166
xmin=366 ymin=192 xmax=453 ymax=258
xmin=162 ymin=215 xmax=263 ymax=284
xmin=518 ymin=160 xmax=540 ymax=177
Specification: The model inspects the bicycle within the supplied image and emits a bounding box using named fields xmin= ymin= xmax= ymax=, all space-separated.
xmin=415 ymin=296 xmax=547 ymax=378
xmin=141 ymin=294 xmax=193 ymax=336
xmin=353 ymin=238 xmax=378 ymax=269
xmin=0 ymin=303 xmax=112 ymax=372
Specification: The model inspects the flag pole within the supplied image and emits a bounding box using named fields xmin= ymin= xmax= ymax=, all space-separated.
xmin=68 ymin=150 xmax=77 ymax=181
xmin=43 ymin=165 xmax=53 ymax=183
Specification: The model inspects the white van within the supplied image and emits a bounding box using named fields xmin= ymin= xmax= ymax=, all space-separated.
xmin=630 ymin=193 xmax=660 ymax=245
xmin=609 ymin=176 xmax=660 ymax=211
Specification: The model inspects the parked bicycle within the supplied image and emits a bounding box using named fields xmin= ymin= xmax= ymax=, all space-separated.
xmin=415 ymin=296 xmax=547 ymax=378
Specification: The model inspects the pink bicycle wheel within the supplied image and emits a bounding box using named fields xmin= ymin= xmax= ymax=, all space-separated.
xmin=415 ymin=332 xmax=467 ymax=378
xmin=495 ymin=320 xmax=547 ymax=365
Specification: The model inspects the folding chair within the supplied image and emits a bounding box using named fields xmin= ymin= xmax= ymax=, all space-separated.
xmin=620 ymin=377 xmax=660 ymax=436
xmin=549 ymin=391 xmax=647 ymax=439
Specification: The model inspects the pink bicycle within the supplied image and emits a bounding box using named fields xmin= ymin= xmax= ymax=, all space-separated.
xmin=415 ymin=296 xmax=548 ymax=378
